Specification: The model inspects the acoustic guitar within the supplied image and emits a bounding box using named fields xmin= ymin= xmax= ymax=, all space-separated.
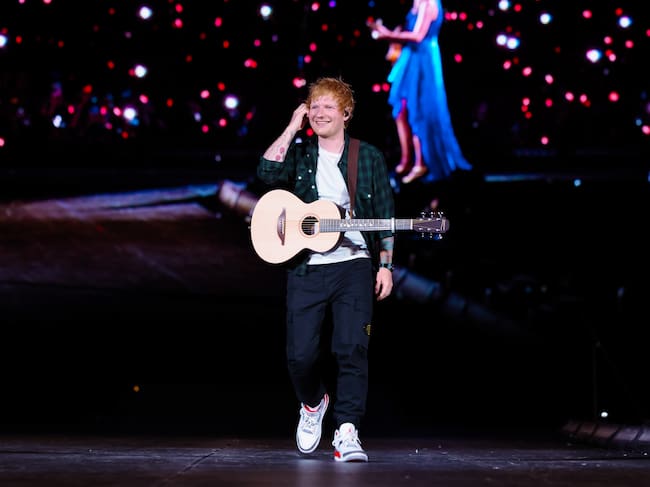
xmin=367 ymin=18 xmax=402 ymax=64
xmin=249 ymin=189 xmax=449 ymax=264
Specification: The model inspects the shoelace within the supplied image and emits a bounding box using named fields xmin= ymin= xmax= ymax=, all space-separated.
xmin=334 ymin=430 xmax=362 ymax=449
xmin=299 ymin=407 xmax=321 ymax=431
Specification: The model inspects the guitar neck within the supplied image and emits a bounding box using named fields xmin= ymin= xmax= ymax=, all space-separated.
xmin=320 ymin=218 xmax=414 ymax=233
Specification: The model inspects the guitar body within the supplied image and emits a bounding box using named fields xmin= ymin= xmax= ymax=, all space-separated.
xmin=250 ymin=189 xmax=343 ymax=264
xmin=385 ymin=42 xmax=402 ymax=64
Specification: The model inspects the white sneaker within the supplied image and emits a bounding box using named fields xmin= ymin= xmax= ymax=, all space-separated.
xmin=296 ymin=393 xmax=329 ymax=453
xmin=332 ymin=422 xmax=368 ymax=462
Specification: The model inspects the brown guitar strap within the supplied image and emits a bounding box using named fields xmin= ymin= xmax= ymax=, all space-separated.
xmin=347 ymin=137 xmax=360 ymax=217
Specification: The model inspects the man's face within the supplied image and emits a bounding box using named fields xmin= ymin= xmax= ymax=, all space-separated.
xmin=307 ymin=95 xmax=347 ymax=139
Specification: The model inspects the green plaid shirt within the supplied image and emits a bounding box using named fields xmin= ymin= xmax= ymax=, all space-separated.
xmin=257 ymin=133 xmax=395 ymax=273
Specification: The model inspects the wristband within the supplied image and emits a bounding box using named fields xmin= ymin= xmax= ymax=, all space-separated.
xmin=379 ymin=263 xmax=394 ymax=272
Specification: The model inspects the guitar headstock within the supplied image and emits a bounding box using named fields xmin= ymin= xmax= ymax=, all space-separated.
xmin=413 ymin=211 xmax=449 ymax=239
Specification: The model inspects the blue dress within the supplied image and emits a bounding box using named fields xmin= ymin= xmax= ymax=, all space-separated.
xmin=387 ymin=7 xmax=472 ymax=182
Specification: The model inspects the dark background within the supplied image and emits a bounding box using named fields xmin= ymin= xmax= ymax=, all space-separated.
xmin=2 ymin=1 xmax=647 ymax=170
xmin=1 ymin=1 xmax=649 ymax=436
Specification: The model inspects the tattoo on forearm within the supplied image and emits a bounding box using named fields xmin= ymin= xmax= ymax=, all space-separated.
xmin=264 ymin=130 xmax=294 ymax=162
xmin=379 ymin=236 xmax=394 ymax=265
xmin=382 ymin=236 xmax=394 ymax=251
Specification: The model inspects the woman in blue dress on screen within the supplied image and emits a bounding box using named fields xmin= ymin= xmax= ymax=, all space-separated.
xmin=371 ymin=0 xmax=472 ymax=184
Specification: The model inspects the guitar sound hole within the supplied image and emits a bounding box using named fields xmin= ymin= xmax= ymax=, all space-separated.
xmin=302 ymin=216 xmax=318 ymax=236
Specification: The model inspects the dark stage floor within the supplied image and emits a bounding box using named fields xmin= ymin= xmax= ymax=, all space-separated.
xmin=2 ymin=433 xmax=649 ymax=487
xmin=1 ymin=164 xmax=649 ymax=485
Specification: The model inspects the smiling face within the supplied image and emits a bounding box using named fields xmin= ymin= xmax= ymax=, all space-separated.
xmin=307 ymin=95 xmax=347 ymax=139
xmin=304 ymin=77 xmax=355 ymax=141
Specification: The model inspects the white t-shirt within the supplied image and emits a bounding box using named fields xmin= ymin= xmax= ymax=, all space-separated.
xmin=308 ymin=146 xmax=370 ymax=265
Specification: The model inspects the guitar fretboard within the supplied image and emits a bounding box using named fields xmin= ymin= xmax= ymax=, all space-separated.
xmin=320 ymin=219 xmax=414 ymax=233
